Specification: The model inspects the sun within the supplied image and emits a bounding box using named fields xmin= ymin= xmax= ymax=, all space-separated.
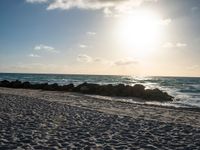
xmin=117 ymin=10 xmax=161 ymax=57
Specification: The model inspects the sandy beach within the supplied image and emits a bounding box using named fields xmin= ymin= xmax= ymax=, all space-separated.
xmin=0 ymin=87 xmax=200 ymax=149
xmin=2 ymin=0 xmax=200 ymax=149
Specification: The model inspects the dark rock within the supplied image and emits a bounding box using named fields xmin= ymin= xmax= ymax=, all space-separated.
xmin=131 ymin=84 xmax=145 ymax=97
xmin=113 ymin=84 xmax=126 ymax=96
xmin=0 ymin=80 xmax=10 ymax=87
xmin=0 ymin=79 xmax=173 ymax=102
xmin=61 ymin=84 xmax=74 ymax=91
xmin=22 ymin=81 xmax=31 ymax=88
xmin=97 ymin=84 xmax=110 ymax=96
xmin=144 ymin=88 xmax=173 ymax=101
xmin=73 ymin=82 xmax=87 ymax=92
xmin=80 ymin=85 xmax=90 ymax=93
xmin=43 ymin=83 xmax=60 ymax=91
xmin=81 ymin=83 xmax=100 ymax=94
xmin=31 ymin=83 xmax=48 ymax=89
xmin=73 ymin=82 xmax=100 ymax=94
xmin=51 ymin=83 xmax=60 ymax=90
xmin=10 ymin=80 xmax=22 ymax=88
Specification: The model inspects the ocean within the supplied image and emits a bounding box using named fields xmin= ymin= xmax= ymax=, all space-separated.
xmin=0 ymin=73 xmax=199 ymax=108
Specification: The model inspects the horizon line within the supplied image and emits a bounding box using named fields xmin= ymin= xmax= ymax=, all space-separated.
xmin=0 ymin=72 xmax=199 ymax=78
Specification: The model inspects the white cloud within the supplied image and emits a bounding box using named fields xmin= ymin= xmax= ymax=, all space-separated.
xmin=77 ymin=54 xmax=92 ymax=62
xmin=77 ymin=54 xmax=111 ymax=64
xmin=176 ymin=43 xmax=187 ymax=48
xmin=93 ymin=57 xmax=103 ymax=62
xmin=34 ymin=44 xmax=53 ymax=50
xmin=162 ymin=42 xmax=187 ymax=48
xmin=162 ymin=42 xmax=174 ymax=48
xmin=79 ymin=44 xmax=87 ymax=48
xmin=26 ymin=0 xmax=158 ymax=14
xmin=29 ymin=53 xmax=41 ymax=58
xmin=159 ymin=18 xmax=172 ymax=26
xmin=47 ymin=0 xmax=121 ymax=10
xmin=26 ymin=0 xmax=47 ymax=3
xmin=93 ymin=57 xmax=112 ymax=65
xmin=86 ymin=32 xmax=96 ymax=36
xmin=114 ymin=58 xmax=138 ymax=66
xmin=103 ymin=7 xmax=113 ymax=17
xmin=76 ymin=54 xmax=137 ymax=66
xmin=34 ymin=44 xmax=59 ymax=53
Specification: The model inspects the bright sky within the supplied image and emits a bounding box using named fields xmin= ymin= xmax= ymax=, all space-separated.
xmin=0 ymin=0 xmax=200 ymax=77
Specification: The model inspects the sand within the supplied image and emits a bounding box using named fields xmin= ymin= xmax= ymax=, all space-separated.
xmin=0 ymin=87 xmax=200 ymax=149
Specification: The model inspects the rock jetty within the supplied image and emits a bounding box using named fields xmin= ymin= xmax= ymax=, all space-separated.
xmin=0 ymin=80 xmax=173 ymax=102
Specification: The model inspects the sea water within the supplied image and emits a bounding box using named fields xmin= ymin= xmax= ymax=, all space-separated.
xmin=0 ymin=73 xmax=199 ymax=108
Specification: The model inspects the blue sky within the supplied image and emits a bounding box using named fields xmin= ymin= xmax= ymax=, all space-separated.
xmin=0 ymin=0 xmax=200 ymax=76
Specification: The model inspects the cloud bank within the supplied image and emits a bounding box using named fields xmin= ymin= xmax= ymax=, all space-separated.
xmin=77 ymin=54 xmax=92 ymax=62
xmin=162 ymin=42 xmax=187 ymax=48
xmin=114 ymin=58 xmax=137 ymax=66
xmin=29 ymin=54 xmax=41 ymax=58
xmin=77 ymin=54 xmax=137 ymax=66
xmin=159 ymin=18 xmax=172 ymax=26
xmin=79 ymin=44 xmax=87 ymax=48
xmin=26 ymin=0 xmax=158 ymax=14
xmin=86 ymin=32 xmax=96 ymax=36
xmin=26 ymin=0 xmax=48 ymax=3
xmin=34 ymin=44 xmax=59 ymax=53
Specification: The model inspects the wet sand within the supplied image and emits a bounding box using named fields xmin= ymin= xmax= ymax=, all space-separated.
xmin=0 ymin=87 xmax=200 ymax=149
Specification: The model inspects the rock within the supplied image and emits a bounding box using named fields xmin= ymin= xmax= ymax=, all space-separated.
xmin=51 ymin=83 xmax=60 ymax=91
xmin=73 ymin=82 xmax=100 ymax=94
xmin=144 ymin=88 xmax=173 ymax=101
xmin=131 ymin=84 xmax=145 ymax=97
xmin=73 ymin=82 xmax=87 ymax=92
xmin=113 ymin=84 xmax=126 ymax=96
xmin=0 ymin=79 xmax=173 ymax=102
xmin=42 ymin=83 xmax=51 ymax=90
xmin=10 ymin=80 xmax=22 ymax=88
xmin=0 ymin=80 xmax=10 ymax=87
xmin=61 ymin=84 xmax=74 ymax=91
xmin=43 ymin=83 xmax=60 ymax=91
xmin=22 ymin=81 xmax=31 ymax=88
xmin=31 ymin=83 xmax=48 ymax=89
xmin=98 ymin=84 xmax=114 ymax=96
xmin=80 ymin=85 xmax=90 ymax=93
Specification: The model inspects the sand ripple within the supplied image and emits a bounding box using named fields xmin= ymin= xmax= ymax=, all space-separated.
xmin=0 ymin=93 xmax=200 ymax=149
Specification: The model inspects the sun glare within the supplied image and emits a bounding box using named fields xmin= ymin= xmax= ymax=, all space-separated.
xmin=117 ymin=10 xmax=161 ymax=57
